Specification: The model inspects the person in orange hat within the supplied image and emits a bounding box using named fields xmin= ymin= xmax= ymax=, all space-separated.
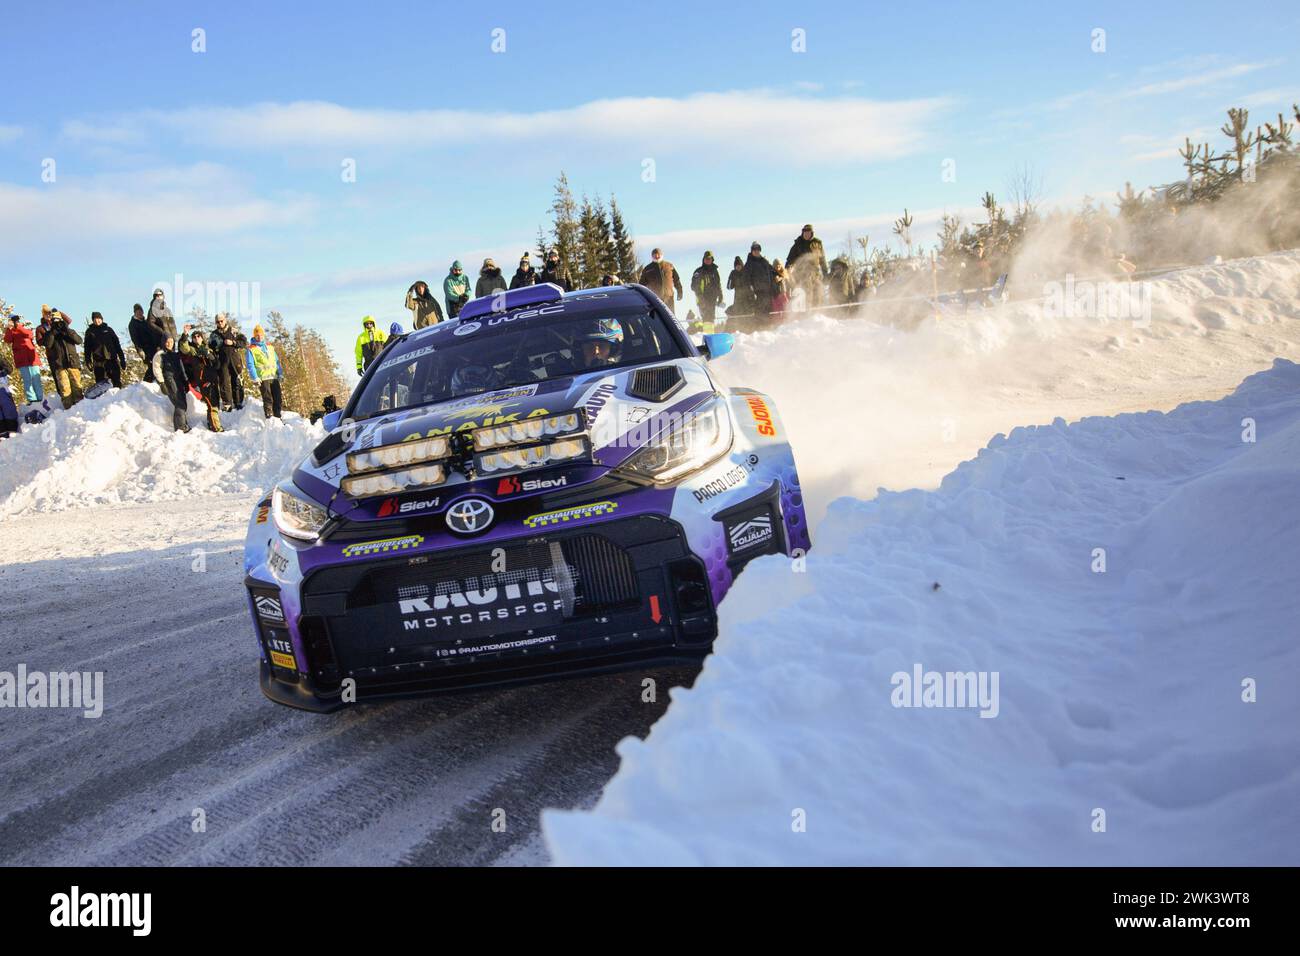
xmin=245 ymin=324 xmax=284 ymax=419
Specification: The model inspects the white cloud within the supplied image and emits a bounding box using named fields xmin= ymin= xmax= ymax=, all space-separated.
xmin=1119 ymin=62 xmax=1274 ymax=99
xmin=0 ymin=163 xmax=315 ymax=254
xmin=1235 ymin=88 xmax=1300 ymax=110
xmin=62 ymin=90 xmax=951 ymax=166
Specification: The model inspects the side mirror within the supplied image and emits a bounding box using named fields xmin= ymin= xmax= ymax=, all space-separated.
xmin=322 ymin=410 xmax=343 ymax=431
xmin=701 ymin=333 xmax=735 ymax=361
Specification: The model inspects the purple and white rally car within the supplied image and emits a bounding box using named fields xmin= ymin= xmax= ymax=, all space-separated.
xmin=244 ymin=282 xmax=810 ymax=711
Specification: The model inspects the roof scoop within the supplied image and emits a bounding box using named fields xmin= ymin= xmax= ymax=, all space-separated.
xmin=457 ymin=283 xmax=565 ymax=322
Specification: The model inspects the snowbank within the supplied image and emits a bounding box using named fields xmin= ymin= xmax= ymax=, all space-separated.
xmin=543 ymin=359 xmax=1300 ymax=865
xmin=0 ymin=384 xmax=322 ymax=516
xmin=720 ymin=250 xmax=1300 ymax=523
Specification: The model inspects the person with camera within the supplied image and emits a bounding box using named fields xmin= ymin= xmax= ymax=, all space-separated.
xmin=37 ymin=308 xmax=85 ymax=407
xmin=3 ymin=314 xmax=44 ymax=402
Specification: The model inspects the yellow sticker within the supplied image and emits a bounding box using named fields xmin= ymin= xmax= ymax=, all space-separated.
xmin=269 ymin=650 xmax=297 ymax=670
xmin=523 ymin=501 xmax=618 ymax=529
xmin=342 ymin=534 xmax=425 ymax=558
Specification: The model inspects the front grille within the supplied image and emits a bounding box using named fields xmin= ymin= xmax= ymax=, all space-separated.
xmin=563 ymin=534 xmax=640 ymax=608
xmin=343 ymin=533 xmax=638 ymax=616
xmin=300 ymin=515 xmax=699 ymax=676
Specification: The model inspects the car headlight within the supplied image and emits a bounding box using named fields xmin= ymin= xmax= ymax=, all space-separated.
xmin=476 ymin=436 xmax=590 ymax=474
xmin=347 ymin=436 xmax=451 ymax=475
xmin=473 ymin=412 xmax=583 ymax=451
xmin=272 ymin=482 xmax=330 ymax=541
xmin=340 ymin=463 xmax=447 ymax=498
xmin=616 ymin=394 xmax=733 ymax=484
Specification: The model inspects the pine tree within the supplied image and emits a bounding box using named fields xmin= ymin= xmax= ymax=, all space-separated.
xmin=609 ymin=195 xmax=638 ymax=280
xmin=549 ymin=172 xmax=580 ymax=282
xmin=575 ymin=195 xmax=617 ymax=288
xmin=591 ymin=196 xmax=615 ymax=277
xmin=259 ymin=311 xmax=347 ymax=417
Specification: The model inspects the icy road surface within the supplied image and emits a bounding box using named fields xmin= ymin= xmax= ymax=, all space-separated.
xmin=0 ymin=497 xmax=697 ymax=865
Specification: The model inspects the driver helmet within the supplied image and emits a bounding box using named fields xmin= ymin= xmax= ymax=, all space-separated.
xmin=578 ymin=318 xmax=624 ymax=345
xmin=450 ymin=364 xmax=496 ymax=395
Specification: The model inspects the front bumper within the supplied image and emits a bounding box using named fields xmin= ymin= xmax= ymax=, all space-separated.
xmin=251 ymin=514 xmax=717 ymax=712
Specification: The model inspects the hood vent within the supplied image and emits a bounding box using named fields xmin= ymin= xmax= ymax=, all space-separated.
xmin=312 ymin=429 xmax=351 ymax=465
xmin=627 ymin=364 xmax=685 ymax=403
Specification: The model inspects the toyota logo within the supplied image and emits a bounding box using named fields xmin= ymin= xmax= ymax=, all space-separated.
xmin=445 ymin=497 xmax=494 ymax=535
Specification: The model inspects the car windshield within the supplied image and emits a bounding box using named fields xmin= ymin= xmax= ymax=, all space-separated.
xmin=350 ymin=307 xmax=685 ymax=420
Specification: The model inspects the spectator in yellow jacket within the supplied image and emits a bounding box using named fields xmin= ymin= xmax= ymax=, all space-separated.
xmin=354 ymin=316 xmax=387 ymax=375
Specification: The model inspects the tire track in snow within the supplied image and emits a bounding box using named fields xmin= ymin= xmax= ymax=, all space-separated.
xmin=0 ymin=502 xmax=696 ymax=866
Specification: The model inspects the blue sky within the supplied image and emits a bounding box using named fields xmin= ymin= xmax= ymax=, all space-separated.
xmin=1 ymin=0 xmax=1296 ymax=374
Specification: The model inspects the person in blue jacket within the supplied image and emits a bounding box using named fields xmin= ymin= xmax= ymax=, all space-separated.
xmin=244 ymin=324 xmax=284 ymax=419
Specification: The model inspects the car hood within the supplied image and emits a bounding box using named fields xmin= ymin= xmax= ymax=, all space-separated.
xmin=293 ymin=359 xmax=717 ymax=509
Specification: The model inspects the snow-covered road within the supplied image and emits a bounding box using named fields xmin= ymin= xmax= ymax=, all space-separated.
xmin=0 ymin=497 xmax=696 ymax=865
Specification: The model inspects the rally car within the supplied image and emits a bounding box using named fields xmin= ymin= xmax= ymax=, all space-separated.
xmin=244 ymin=282 xmax=810 ymax=711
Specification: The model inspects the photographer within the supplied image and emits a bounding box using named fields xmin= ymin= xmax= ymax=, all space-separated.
xmin=38 ymin=309 xmax=85 ymax=407
xmin=3 ymin=314 xmax=44 ymax=402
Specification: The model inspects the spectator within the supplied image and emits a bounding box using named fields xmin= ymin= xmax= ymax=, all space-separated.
xmin=405 ymin=280 xmax=444 ymax=329
xmin=127 ymin=303 xmax=157 ymax=382
xmin=475 ymin=258 xmax=507 ymax=299
xmin=742 ymin=242 xmax=777 ymax=323
xmin=0 ymin=358 xmax=18 ymax=439
xmin=151 ymin=335 xmax=191 ymax=433
xmin=786 ymin=223 xmax=829 ymax=311
xmin=147 ymin=288 xmax=178 ymax=346
xmin=1115 ymin=252 xmax=1137 ymax=276
xmin=34 ymin=307 xmax=54 ymax=350
xmin=208 ymin=314 xmax=248 ymax=411
xmin=245 ymin=324 xmax=284 ymax=419
xmin=539 ymin=248 xmax=573 ymax=291
xmin=40 ymin=309 xmax=85 ymax=407
xmin=639 ymin=248 xmax=684 ymax=314
xmin=444 ymin=261 xmax=471 ymax=318
xmin=354 ymin=316 xmax=387 ymax=375
xmin=180 ymin=329 xmax=224 ymax=431
xmin=771 ymin=259 xmax=790 ymax=317
xmin=827 ymin=256 xmax=855 ymax=308
xmin=510 ymin=254 xmax=537 ymax=289
xmin=3 ymin=314 xmax=44 ymax=402
xmin=600 ymin=273 xmax=620 ymax=286
xmin=727 ymin=255 xmax=753 ymax=319
xmin=83 ymin=312 xmax=127 ymax=389
xmin=389 ymin=321 xmax=404 ymax=336
xmin=690 ymin=251 xmax=725 ymax=333
xmin=310 ymin=394 xmax=339 ymax=425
